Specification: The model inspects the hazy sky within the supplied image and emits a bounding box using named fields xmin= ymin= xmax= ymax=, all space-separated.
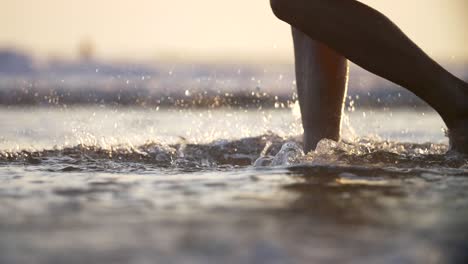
xmin=1 ymin=0 xmax=467 ymax=61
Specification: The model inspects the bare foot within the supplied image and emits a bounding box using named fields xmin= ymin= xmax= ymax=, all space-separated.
xmin=447 ymin=118 xmax=468 ymax=155
xmin=443 ymin=80 xmax=468 ymax=154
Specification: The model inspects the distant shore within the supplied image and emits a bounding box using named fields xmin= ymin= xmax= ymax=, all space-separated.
xmin=1 ymin=49 xmax=466 ymax=109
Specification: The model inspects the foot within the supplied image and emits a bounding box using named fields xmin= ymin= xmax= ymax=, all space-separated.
xmin=447 ymin=119 xmax=468 ymax=155
xmin=445 ymin=80 xmax=468 ymax=154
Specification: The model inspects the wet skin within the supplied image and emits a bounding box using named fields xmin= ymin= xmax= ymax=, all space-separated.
xmin=270 ymin=0 xmax=468 ymax=154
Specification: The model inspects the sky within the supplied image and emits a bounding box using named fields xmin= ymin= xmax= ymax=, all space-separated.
xmin=1 ymin=0 xmax=467 ymax=62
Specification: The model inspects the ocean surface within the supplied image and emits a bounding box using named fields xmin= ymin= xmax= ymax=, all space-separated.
xmin=1 ymin=106 xmax=467 ymax=264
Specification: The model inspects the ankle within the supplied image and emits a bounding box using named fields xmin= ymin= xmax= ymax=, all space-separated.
xmin=447 ymin=118 xmax=468 ymax=154
xmin=302 ymin=128 xmax=340 ymax=153
xmin=439 ymin=78 xmax=468 ymax=127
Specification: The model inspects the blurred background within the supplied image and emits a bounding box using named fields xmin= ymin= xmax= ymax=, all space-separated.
xmin=0 ymin=0 xmax=467 ymax=108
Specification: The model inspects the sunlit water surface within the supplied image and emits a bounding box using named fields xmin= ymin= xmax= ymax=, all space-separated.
xmin=1 ymin=107 xmax=467 ymax=264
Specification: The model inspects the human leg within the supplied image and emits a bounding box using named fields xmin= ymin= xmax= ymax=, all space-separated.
xmin=292 ymin=28 xmax=348 ymax=153
xmin=271 ymin=0 xmax=468 ymax=152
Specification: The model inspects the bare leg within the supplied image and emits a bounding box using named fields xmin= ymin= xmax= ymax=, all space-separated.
xmin=270 ymin=0 xmax=468 ymax=153
xmin=292 ymin=28 xmax=348 ymax=153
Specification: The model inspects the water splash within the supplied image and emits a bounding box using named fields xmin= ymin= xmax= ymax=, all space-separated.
xmin=2 ymin=134 xmax=466 ymax=175
xmin=254 ymin=142 xmax=304 ymax=167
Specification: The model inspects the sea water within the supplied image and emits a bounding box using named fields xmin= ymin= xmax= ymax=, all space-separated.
xmin=0 ymin=107 xmax=467 ymax=264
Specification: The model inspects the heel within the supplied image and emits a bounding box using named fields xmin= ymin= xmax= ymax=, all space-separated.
xmin=447 ymin=120 xmax=468 ymax=155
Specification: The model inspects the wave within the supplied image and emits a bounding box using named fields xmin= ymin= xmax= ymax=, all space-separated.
xmin=1 ymin=134 xmax=466 ymax=174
